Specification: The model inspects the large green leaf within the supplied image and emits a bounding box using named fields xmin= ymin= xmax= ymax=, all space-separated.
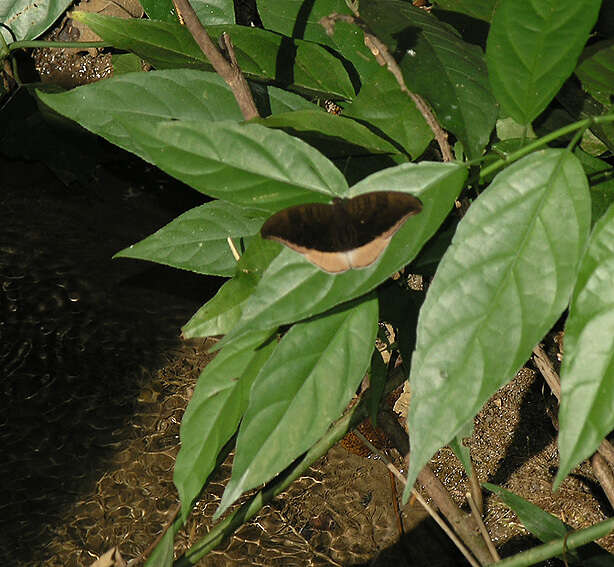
xmin=37 ymin=70 xmax=245 ymax=144
xmin=405 ymin=150 xmax=591 ymax=499
xmin=70 ymin=13 xmax=355 ymax=99
xmin=486 ymin=0 xmax=601 ymax=125
xmin=431 ymin=0 xmax=496 ymax=22
xmin=575 ymin=39 xmax=614 ymax=107
xmin=219 ymin=162 xmax=465 ymax=346
xmin=215 ymin=295 xmax=379 ymax=517
xmin=0 ymin=0 xmax=72 ymax=43
xmin=109 ymin=118 xmax=348 ymax=210
xmin=254 ymin=109 xmax=400 ymax=157
xmin=174 ymin=330 xmax=275 ymax=522
xmin=257 ymin=0 xmax=382 ymax=84
xmin=182 ymin=238 xmax=281 ymax=337
xmin=360 ymin=0 xmax=497 ymax=159
xmin=115 ymin=200 xmax=268 ymax=277
xmin=38 ymin=69 xmax=316 ymax=144
xmin=38 ymin=93 xmax=350 ymax=211
xmin=342 ymin=65 xmax=433 ymax=159
xmin=555 ymin=203 xmax=614 ymax=488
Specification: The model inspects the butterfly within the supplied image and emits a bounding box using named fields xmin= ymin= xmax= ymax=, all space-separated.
xmin=260 ymin=191 xmax=422 ymax=274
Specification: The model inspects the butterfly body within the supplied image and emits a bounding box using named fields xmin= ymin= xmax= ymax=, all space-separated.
xmin=260 ymin=191 xmax=422 ymax=273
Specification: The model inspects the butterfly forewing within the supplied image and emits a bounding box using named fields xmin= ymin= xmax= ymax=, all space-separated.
xmin=260 ymin=191 xmax=423 ymax=273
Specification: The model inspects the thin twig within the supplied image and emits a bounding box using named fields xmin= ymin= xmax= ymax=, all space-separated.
xmin=532 ymin=345 xmax=561 ymax=400
xmin=466 ymin=492 xmax=500 ymax=562
xmin=591 ymin=453 xmax=614 ymax=510
xmin=226 ymin=236 xmax=241 ymax=262
xmin=354 ymin=431 xmax=481 ymax=567
xmin=468 ymin=459 xmax=484 ymax=516
xmin=533 ymin=344 xmax=614 ymax=469
xmin=320 ymin=12 xmax=453 ymax=162
xmin=171 ymin=0 xmax=259 ymax=120
xmin=375 ymin=410 xmax=493 ymax=565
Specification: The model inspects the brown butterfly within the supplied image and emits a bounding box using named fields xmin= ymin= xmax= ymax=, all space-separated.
xmin=260 ymin=191 xmax=423 ymax=274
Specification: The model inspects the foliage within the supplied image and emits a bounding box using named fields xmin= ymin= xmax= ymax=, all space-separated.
xmin=2 ymin=0 xmax=614 ymax=564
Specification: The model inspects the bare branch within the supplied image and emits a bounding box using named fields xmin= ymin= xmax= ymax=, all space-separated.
xmin=172 ymin=0 xmax=259 ymax=120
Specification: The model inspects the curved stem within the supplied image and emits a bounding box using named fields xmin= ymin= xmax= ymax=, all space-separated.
xmin=8 ymin=40 xmax=112 ymax=51
xmin=493 ymin=516 xmax=614 ymax=567
xmin=476 ymin=114 xmax=614 ymax=183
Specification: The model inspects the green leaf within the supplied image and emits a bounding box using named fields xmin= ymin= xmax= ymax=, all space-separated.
xmin=484 ymin=483 xmax=572 ymax=543
xmin=139 ymin=0 xmax=178 ymax=23
xmin=557 ymin=79 xmax=614 ymax=155
xmin=221 ymin=162 xmax=466 ymax=345
xmin=360 ymin=0 xmax=497 ymax=159
xmin=191 ymin=0 xmax=235 ymax=25
xmin=182 ymin=238 xmax=282 ymax=337
xmin=111 ymin=53 xmax=144 ymax=75
xmin=257 ymin=0 xmax=382 ymax=84
xmin=575 ymin=39 xmax=614 ymax=107
xmin=141 ymin=0 xmax=232 ymax=25
xmin=449 ymin=421 xmax=473 ymax=476
xmin=405 ymin=150 xmax=591 ymax=499
xmin=253 ymin=109 xmax=400 ymax=157
xmin=486 ymin=0 xmax=601 ymax=125
xmin=115 ymin=200 xmax=268 ymax=277
xmin=431 ymin=0 xmax=496 ymax=22
xmin=107 ymin=118 xmax=349 ymax=210
xmin=69 ymin=13 xmax=355 ymax=99
xmin=38 ymin=69 xmax=318 ymax=145
xmin=38 ymin=70 xmax=245 ymax=141
xmin=0 ymin=0 xmax=73 ymax=42
xmin=367 ymin=346 xmax=388 ymax=425
xmin=555 ymin=203 xmax=614 ymax=489
xmin=174 ymin=330 xmax=275 ymax=522
xmin=342 ymin=65 xmax=433 ymax=159
xmin=574 ymin=148 xmax=614 ymax=226
xmin=144 ymin=516 xmax=183 ymax=567
xmin=215 ymin=295 xmax=379 ymax=517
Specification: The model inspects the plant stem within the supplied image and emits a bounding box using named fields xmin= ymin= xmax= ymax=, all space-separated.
xmin=171 ymin=0 xmax=259 ymax=120
xmin=8 ymin=40 xmax=111 ymax=51
xmin=478 ymin=115 xmax=614 ymax=181
xmin=493 ymin=516 xmax=614 ymax=567
xmin=173 ymin=369 xmax=405 ymax=566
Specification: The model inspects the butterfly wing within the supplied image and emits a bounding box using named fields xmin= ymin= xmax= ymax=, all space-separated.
xmin=260 ymin=191 xmax=422 ymax=273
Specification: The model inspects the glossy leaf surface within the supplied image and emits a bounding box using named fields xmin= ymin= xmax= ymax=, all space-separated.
xmin=405 ymin=150 xmax=591 ymax=498
xmin=116 ymin=201 xmax=268 ymax=277
xmin=1 ymin=0 xmax=72 ymax=42
xmin=556 ymin=203 xmax=614 ymax=488
xmin=486 ymin=0 xmax=601 ymax=124
xmin=174 ymin=331 xmax=275 ymax=522
xmin=216 ymin=295 xmax=378 ymax=516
